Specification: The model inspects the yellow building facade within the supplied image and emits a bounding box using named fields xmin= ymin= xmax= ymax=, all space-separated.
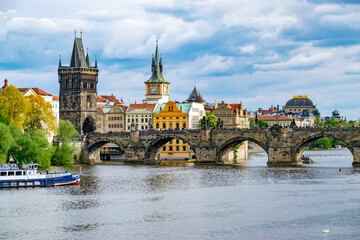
xmin=153 ymin=101 xmax=192 ymax=159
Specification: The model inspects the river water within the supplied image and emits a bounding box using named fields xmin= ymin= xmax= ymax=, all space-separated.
xmin=1 ymin=150 xmax=360 ymax=240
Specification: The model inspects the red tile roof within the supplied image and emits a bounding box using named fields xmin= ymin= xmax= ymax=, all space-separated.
xmin=97 ymin=107 xmax=104 ymax=114
xmin=31 ymin=88 xmax=52 ymax=96
xmin=128 ymin=103 xmax=156 ymax=111
xmin=53 ymin=96 xmax=59 ymax=101
xmin=97 ymin=95 xmax=124 ymax=104
xmin=250 ymin=116 xmax=302 ymax=121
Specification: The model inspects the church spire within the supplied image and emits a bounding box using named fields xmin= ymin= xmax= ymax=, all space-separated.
xmin=86 ymin=47 xmax=91 ymax=67
xmin=70 ymin=31 xmax=88 ymax=68
xmin=145 ymin=39 xmax=168 ymax=83
xmin=59 ymin=54 xmax=62 ymax=68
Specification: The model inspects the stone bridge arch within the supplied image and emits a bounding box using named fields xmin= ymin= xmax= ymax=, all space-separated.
xmin=292 ymin=132 xmax=355 ymax=164
xmin=217 ymin=136 xmax=268 ymax=163
xmin=83 ymin=136 xmax=126 ymax=162
xmin=145 ymin=134 xmax=196 ymax=163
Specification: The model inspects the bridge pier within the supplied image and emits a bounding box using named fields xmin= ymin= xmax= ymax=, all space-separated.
xmin=81 ymin=145 xmax=101 ymax=164
xmin=351 ymin=147 xmax=360 ymax=167
xmin=195 ymin=146 xmax=218 ymax=164
xmin=124 ymin=147 xmax=149 ymax=164
xmin=267 ymin=147 xmax=302 ymax=167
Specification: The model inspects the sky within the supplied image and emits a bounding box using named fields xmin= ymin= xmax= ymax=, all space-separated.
xmin=0 ymin=0 xmax=359 ymax=119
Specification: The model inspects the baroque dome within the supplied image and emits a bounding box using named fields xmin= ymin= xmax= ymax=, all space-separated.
xmin=285 ymin=95 xmax=314 ymax=107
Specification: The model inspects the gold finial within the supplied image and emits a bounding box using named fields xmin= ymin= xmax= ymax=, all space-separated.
xmin=80 ymin=29 xmax=83 ymax=38
xmin=74 ymin=28 xmax=76 ymax=38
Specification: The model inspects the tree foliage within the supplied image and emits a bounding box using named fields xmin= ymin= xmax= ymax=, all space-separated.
xmin=249 ymin=119 xmax=255 ymax=129
xmin=58 ymin=120 xmax=79 ymax=143
xmin=0 ymin=106 xmax=9 ymax=125
xmin=0 ymin=123 xmax=13 ymax=163
xmin=24 ymin=94 xmax=57 ymax=135
xmin=12 ymin=130 xmax=53 ymax=167
xmin=51 ymin=120 xmax=79 ymax=166
xmin=314 ymin=115 xmax=323 ymax=127
xmin=198 ymin=112 xmax=218 ymax=128
xmin=51 ymin=144 xmax=74 ymax=166
xmin=257 ymin=119 xmax=269 ymax=128
xmin=0 ymin=85 xmax=29 ymax=129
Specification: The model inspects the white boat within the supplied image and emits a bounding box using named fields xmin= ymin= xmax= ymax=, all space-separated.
xmin=0 ymin=163 xmax=81 ymax=188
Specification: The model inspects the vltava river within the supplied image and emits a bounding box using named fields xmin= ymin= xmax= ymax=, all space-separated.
xmin=1 ymin=150 xmax=360 ymax=240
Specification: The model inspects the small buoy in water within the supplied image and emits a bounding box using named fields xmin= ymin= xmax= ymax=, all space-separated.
xmin=339 ymin=168 xmax=342 ymax=172
xmin=322 ymin=228 xmax=330 ymax=233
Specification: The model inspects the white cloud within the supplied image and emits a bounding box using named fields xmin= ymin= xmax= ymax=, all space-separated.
xmin=239 ymin=44 xmax=257 ymax=54
xmin=345 ymin=64 xmax=360 ymax=75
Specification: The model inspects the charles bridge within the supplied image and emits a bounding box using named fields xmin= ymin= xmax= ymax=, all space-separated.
xmin=81 ymin=126 xmax=360 ymax=167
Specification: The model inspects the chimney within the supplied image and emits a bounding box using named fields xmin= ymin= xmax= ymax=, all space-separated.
xmin=3 ymin=79 xmax=8 ymax=89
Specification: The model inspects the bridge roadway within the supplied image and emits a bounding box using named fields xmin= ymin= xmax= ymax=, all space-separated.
xmin=81 ymin=126 xmax=360 ymax=167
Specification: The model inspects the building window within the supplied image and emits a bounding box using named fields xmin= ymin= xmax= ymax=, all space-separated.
xmin=128 ymin=119 xmax=130 ymax=123
xmin=169 ymin=146 xmax=173 ymax=151
xmin=176 ymin=146 xmax=179 ymax=151
xmin=176 ymin=139 xmax=179 ymax=144
xmin=183 ymin=123 xmax=186 ymax=128
xmin=183 ymin=146 xmax=186 ymax=151
xmin=176 ymin=123 xmax=179 ymax=128
xmin=163 ymin=147 xmax=166 ymax=151
xmin=156 ymin=123 xmax=159 ymax=128
xmin=136 ymin=119 xmax=138 ymax=123
xmin=163 ymin=123 xmax=166 ymax=129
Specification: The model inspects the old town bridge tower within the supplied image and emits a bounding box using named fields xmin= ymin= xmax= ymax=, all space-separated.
xmin=58 ymin=30 xmax=98 ymax=134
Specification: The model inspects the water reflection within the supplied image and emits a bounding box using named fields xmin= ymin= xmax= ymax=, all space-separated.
xmin=1 ymin=149 xmax=360 ymax=240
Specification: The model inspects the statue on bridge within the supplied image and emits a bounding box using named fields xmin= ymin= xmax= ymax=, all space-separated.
xmin=217 ymin=118 xmax=223 ymax=129
xmin=290 ymin=118 xmax=297 ymax=128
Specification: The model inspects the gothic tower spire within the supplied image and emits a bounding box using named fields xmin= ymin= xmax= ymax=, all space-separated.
xmin=58 ymin=31 xmax=99 ymax=134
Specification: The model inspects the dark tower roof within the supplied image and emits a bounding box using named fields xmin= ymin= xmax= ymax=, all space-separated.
xmin=145 ymin=40 xmax=168 ymax=83
xmin=285 ymin=95 xmax=314 ymax=107
xmin=70 ymin=38 xmax=89 ymax=68
xmin=86 ymin=50 xmax=91 ymax=68
xmin=187 ymin=86 xmax=204 ymax=102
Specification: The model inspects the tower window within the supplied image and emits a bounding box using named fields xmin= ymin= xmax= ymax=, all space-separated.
xmin=87 ymin=95 xmax=92 ymax=108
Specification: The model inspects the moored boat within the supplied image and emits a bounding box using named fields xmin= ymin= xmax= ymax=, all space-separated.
xmin=0 ymin=163 xmax=81 ymax=188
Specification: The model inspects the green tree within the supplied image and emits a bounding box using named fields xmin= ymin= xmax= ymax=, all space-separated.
xmin=24 ymin=94 xmax=57 ymax=135
xmin=258 ymin=119 xmax=269 ymax=128
xmin=0 ymin=85 xmax=30 ymax=129
xmin=348 ymin=120 xmax=357 ymax=127
xmin=314 ymin=115 xmax=323 ymax=127
xmin=58 ymin=120 xmax=79 ymax=143
xmin=249 ymin=119 xmax=255 ymax=129
xmin=311 ymin=137 xmax=332 ymax=149
xmin=0 ymin=106 xmax=9 ymax=125
xmin=12 ymin=130 xmax=53 ymax=167
xmin=51 ymin=120 xmax=79 ymax=166
xmin=198 ymin=112 xmax=218 ymax=128
xmin=51 ymin=144 xmax=74 ymax=166
xmin=0 ymin=123 xmax=13 ymax=163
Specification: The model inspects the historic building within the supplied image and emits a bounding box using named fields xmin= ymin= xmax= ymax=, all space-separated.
xmin=143 ymin=40 xmax=169 ymax=104
xmin=251 ymin=116 xmax=304 ymax=127
xmin=97 ymin=94 xmax=125 ymax=107
xmin=96 ymin=103 xmax=126 ymax=133
xmin=125 ymin=103 xmax=156 ymax=131
xmin=212 ymin=101 xmax=249 ymax=162
xmin=186 ymin=87 xmax=204 ymax=103
xmin=284 ymin=95 xmax=316 ymax=115
xmin=332 ymin=107 xmax=342 ymax=121
xmin=153 ymin=101 xmax=191 ymax=159
xmin=58 ymin=31 xmax=99 ymax=134
xmin=212 ymin=101 xmax=248 ymax=129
